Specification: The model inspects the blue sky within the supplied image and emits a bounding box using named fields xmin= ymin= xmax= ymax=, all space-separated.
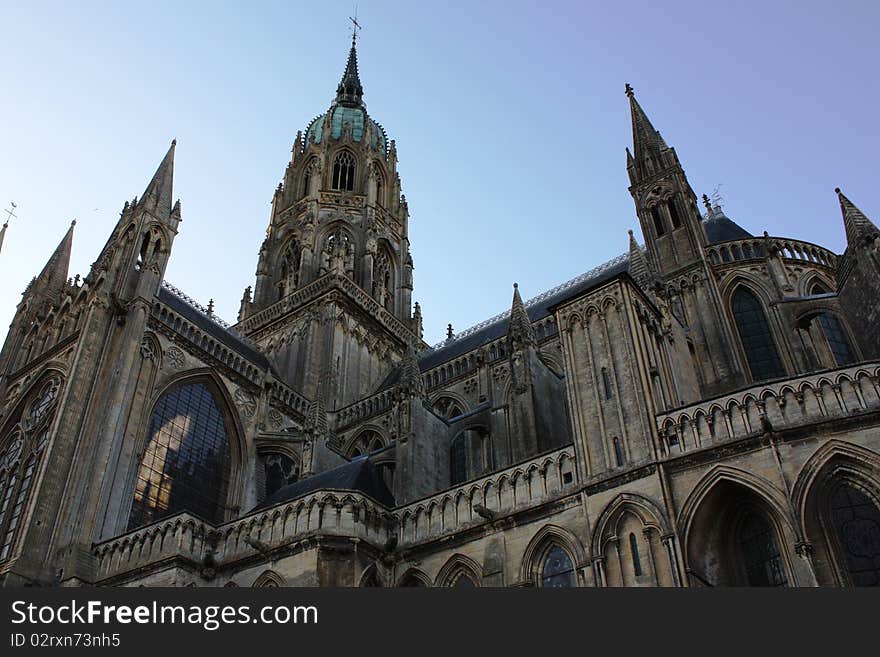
xmin=1 ymin=1 xmax=877 ymax=345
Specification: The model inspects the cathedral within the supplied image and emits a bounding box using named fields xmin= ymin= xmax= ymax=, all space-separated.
xmin=0 ymin=36 xmax=879 ymax=588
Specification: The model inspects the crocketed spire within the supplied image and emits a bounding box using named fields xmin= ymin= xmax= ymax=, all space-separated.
xmin=507 ymin=283 xmax=536 ymax=348
xmin=335 ymin=36 xmax=364 ymax=108
xmin=836 ymin=187 xmax=879 ymax=248
xmin=626 ymin=83 xmax=668 ymax=161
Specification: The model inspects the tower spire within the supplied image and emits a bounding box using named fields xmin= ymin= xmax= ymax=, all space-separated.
xmin=836 ymin=187 xmax=879 ymax=248
xmin=142 ymin=139 xmax=176 ymax=215
xmin=626 ymin=83 xmax=667 ymax=161
xmin=32 ymin=220 xmax=76 ymax=302
xmin=335 ymin=27 xmax=364 ymax=107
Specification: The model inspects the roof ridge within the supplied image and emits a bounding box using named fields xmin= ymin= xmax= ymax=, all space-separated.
xmin=429 ymin=251 xmax=629 ymax=350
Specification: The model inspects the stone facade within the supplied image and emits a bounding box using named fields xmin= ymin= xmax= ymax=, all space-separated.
xmin=0 ymin=40 xmax=878 ymax=588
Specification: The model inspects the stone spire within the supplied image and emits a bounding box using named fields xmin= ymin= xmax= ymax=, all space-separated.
xmin=836 ymin=187 xmax=879 ymax=248
xmin=0 ymin=221 xmax=7 ymax=257
xmin=335 ymin=36 xmax=364 ymax=108
xmin=34 ymin=220 xmax=76 ymax=300
xmin=142 ymin=139 xmax=176 ymax=216
xmin=396 ymin=342 xmax=425 ymax=399
xmin=628 ymin=229 xmax=652 ymax=286
xmin=626 ymin=83 xmax=667 ymax=161
xmin=507 ymin=283 xmax=536 ymax=348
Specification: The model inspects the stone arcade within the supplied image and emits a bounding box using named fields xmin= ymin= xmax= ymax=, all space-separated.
xmin=1 ymin=38 xmax=879 ymax=587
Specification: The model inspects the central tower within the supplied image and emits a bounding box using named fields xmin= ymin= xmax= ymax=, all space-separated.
xmin=236 ymin=36 xmax=422 ymax=410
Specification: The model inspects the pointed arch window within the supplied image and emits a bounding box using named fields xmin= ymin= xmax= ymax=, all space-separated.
xmin=541 ymin=545 xmax=576 ymax=587
xmin=629 ymin=532 xmax=643 ymax=577
xmin=731 ymin=288 xmax=786 ymax=381
xmin=0 ymin=455 xmax=36 ymax=560
xmin=828 ymin=483 xmax=880 ymax=586
xmin=736 ymin=509 xmax=787 ymax=586
xmin=0 ymin=377 xmax=60 ymax=563
xmin=332 ymin=151 xmax=356 ymax=191
xmin=347 ymin=430 xmax=386 ymax=458
xmin=650 ymin=206 xmax=666 ymax=236
xmin=128 ymin=382 xmax=232 ymax=529
xmin=816 ymin=313 xmax=855 ymax=366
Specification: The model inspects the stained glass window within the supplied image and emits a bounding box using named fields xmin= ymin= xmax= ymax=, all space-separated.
xmin=737 ymin=510 xmax=787 ymax=586
xmin=829 ymin=483 xmax=880 ymax=587
xmin=541 ymin=545 xmax=576 ymax=587
xmin=732 ymin=288 xmax=786 ymax=381
xmin=817 ymin=313 xmax=855 ymax=366
xmin=128 ymin=383 xmax=231 ymax=529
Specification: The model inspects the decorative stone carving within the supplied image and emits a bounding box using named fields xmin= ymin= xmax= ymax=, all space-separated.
xmin=234 ymin=388 xmax=257 ymax=418
xmin=268 ymin=409 xmax=283 ymax=430
xmin=165 ymin=345 xmax=185 ymax=369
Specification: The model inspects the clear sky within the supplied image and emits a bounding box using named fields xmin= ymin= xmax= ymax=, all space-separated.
xmin=1 ymin=1 xmax=878 ymax=346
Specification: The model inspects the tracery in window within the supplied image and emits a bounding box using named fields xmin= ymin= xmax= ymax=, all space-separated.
xmin=331 ymin=151 xmax=356 ymax=191
xmin=433 ymin=397 xmax=463 ymax=420
xmin=731 ymin=287 xmax=785 ymax=381
xmin=27 ymin=380 xmax=58 ymax=429
xmin=0 ymin=377 xmax=60 ymax=562
xmin=347 ymin=430 xmax=385 ymax=458
xmin=128 ymin=382 xmax=232 ymax=529
xmin=263 ymin=453 xmax=299 ymax=499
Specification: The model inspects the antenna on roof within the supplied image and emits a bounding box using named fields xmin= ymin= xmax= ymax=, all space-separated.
xmin=711 ymin=184 xmax=725 ymax=211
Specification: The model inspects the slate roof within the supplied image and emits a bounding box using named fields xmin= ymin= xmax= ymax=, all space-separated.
xmin=255 ymin=456 xmax=395 ymax=509
xmin=701 ymin=212 xmax=752 ymax=244
xmin=157 ymin=283 xmax=270 ymax=370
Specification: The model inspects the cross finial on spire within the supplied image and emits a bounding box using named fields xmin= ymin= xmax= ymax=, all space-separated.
xmin=349 ymin=8 xmax=362 ymax=45
xmin=625 ymin=83 xmax=634 ymax=98
xmin=4 ymin=201 xmax=18 ymax=226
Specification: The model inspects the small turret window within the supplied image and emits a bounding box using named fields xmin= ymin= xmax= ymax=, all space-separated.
xmin=332 ymin=151 xmax=356 ymax=191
